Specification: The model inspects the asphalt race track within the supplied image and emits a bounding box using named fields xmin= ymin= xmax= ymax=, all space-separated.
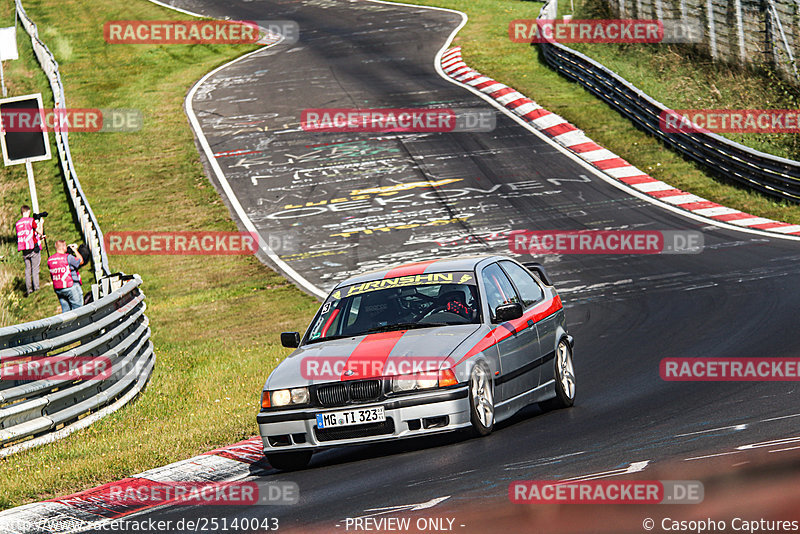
xmin=110 ymin=0 xmax=800 ymax=531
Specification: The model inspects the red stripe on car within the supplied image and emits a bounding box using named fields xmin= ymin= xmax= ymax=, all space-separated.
xmin=339 ymin=330 xmax=406 ymax=381
xmin=383 ymin=259 xmax=439 ymax=279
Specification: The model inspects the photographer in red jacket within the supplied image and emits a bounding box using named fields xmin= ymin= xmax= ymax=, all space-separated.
xmin=14 ymin=205 xmax=46 ymax=296
xmin=47 ymin=240 xmax=83 ymax=312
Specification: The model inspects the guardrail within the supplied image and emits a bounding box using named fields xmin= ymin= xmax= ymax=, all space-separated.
xmin=15 ymin=0 xmax=111 ymax=280
xmin=536 ymin=0 xmax=800 ymax=203
xmin=0 ymin=276 xmax=154 ymax=456
xmin=0 ymin=1 xmax=155 ymax=456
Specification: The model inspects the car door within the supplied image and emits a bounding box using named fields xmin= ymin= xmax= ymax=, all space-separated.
xmin=480 ymin=262 xmax=539 ymax=401
xmin=499 ymin=261 xmax=551 ymax=389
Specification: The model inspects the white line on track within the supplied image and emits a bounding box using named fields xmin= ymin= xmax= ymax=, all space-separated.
xmin=737 ymin=435 xmax=800 ymax=450
xmin=559 ymin=460 xmax=651 ymax=482
xmin=147 ymin=0 xmax=204 ymax=16
xmin=760 ymin=412 xmax=800 ymax=423
xmin=504 ymin=450 xmax=586 ymax=470
xmin=346 ymin=496 xmax=451 ymax=521
xmin=684 ymin=451 xmax=743 ymax=461
xmin=768 ymin=444 xmax=800 ymax=453
xmin=674 ymin=423 xmax=747 ymax=437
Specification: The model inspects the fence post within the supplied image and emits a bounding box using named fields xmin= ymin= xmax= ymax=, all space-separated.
xmin=707 ymin=0 xmax=718 ymax=60
xmin=735 ymin=0 xmax=746 ymax=64
xmin=764 ymin=0 xmax=800 ymax=80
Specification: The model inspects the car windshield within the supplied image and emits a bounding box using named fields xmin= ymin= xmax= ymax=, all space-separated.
xmin=305 ymin=271 xmax=481 ymax=343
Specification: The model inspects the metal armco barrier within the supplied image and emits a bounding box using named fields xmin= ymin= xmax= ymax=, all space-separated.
xmin=15 ymin=0 xmax=110 ymax=280
xmin=0 ymin=277 xmax=154 ymax=456
xmin=1 ymin=1 xmax=155 ymax=456
xmin=537 ymin=0 xmax=800 ymax=202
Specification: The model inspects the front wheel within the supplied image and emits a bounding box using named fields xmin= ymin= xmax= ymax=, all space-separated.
xmin=539 ymin=338 xmax=575 ymax=411
xmin=266 ymin=450 xmax=312 ymax=471
xmin=468 ymin=363 xmax=495 ymax=437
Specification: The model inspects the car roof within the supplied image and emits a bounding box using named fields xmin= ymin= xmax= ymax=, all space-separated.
xmin=333 ymin=254 xmax=510 ymax=289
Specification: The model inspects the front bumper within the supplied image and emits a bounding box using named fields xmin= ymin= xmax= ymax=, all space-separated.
xmin=257 ymin=386 xmax=470 ymax=452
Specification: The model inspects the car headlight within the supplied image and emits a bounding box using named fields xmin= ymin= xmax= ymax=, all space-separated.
xmin=291 ymin=388 xmax=310 ymax=404
xmin=391 ymin=369 xmax=458 ymax=392
xmin=272 ymin=390 xmax=292 ymax=406
xmin=394 ymin=378 xmax=419 ymax=392
xmin=262 ymin=387 xmax=310 ymax=409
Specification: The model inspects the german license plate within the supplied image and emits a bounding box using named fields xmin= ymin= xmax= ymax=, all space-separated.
xmin=316 ymin=406 xmax=385 ymax=429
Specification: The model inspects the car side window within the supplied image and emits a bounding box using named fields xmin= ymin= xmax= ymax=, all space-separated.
xmin=481 ymin=263 xmax=519 ymax=320
xmin=500 ymin=261 xmax=544 ymax=308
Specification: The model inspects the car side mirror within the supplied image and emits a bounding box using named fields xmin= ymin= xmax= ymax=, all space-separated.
xmin=280 ymin=331 xmax=301 ymax=348
xmin=495 ymin=302 xmax=523 ymax=322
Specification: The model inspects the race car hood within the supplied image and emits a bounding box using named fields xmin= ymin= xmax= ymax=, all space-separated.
xmin=265 ymin=324 xmax=482 ymax=390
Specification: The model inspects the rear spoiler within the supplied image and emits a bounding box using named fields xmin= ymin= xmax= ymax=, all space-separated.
xmin=522 ymin=262 xmax=553 ymax=286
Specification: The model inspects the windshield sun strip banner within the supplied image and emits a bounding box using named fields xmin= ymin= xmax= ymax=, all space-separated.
xmin=330 ymin=271 xmax=476 ymax=300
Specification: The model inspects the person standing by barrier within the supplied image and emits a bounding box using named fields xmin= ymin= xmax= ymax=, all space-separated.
xmin=67 ymin=242 xmax=84 ymax=300
xmin=47 ymin=240 xmax=83 ymax=312
xmin=15 ymin=205 xmax=45 ymax=296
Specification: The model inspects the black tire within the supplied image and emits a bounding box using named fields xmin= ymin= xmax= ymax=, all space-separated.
xmin=468 ymin=362 xmax=495 ymax=437
xmin=266 ymin=451 xmax=312 ymax=471
xmin=539 ymin=338 xmax=576 ymax=411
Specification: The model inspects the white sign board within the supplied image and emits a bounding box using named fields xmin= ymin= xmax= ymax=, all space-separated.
xmin=0 ymin=27 xmax=18 ymax=61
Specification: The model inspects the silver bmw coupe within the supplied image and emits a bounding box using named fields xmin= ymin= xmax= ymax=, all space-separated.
xmin=257 ymin=255 xmax=575 ymax=470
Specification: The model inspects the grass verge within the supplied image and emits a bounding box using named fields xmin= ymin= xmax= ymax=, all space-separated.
xmin=390 ymin=0 xmax=800 ymax=223
xmin=0 ymin=0 xmax=317 ymax=509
